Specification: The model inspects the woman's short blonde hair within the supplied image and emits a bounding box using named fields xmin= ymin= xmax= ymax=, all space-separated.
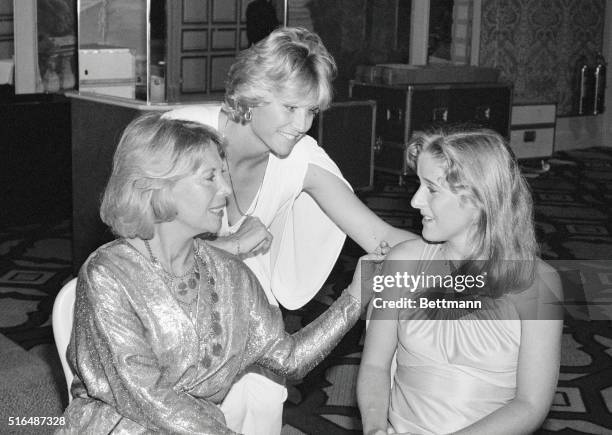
xmin=100 ymin=112 xmax=224 ymax=239
xmin=407 ymin=128 xmax=538 ymax=295
xmin=223 ymin=26 xmax=337 ymax=123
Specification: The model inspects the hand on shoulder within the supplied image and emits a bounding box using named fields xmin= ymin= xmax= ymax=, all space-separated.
xmin=385 ymin=237 xmax=427 ymax=261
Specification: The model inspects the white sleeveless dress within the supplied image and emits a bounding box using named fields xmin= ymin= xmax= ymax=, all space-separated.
xmin=164 ymin=105 xmax=350 ymax=435
xmin=389 ymin=243 xmax=521 ymax=434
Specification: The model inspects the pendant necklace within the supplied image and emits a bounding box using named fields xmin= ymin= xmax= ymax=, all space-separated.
xmin=221 ymin=115 xmax=265 ymax=219
xmin=144 ymin=239 xmax=224 ymax=369
xmin=144 ymin=239 xmax=199 ymax=310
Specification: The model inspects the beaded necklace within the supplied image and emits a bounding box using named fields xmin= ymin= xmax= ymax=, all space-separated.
xmin=143 ymin=239 xmax=224 ymax=369
xmin=144 ymin=239 xmax=198 ymax=304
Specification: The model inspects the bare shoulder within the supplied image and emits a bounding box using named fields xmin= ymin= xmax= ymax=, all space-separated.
xmin=536 ymin=257 xmax=557 ymax=275
xmin=386 ymin=237 xmax=427 ymax=261
xmin=535 ymin=258 xmax=563 ymax=301
xmin=509 ymin=258 xmax=564 ymax=320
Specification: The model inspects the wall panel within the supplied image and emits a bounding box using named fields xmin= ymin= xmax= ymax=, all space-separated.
xmin=479 ymin=0 xmax=605 ymax=116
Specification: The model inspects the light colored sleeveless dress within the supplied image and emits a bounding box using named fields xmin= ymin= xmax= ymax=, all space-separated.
xmin=164 ymin=105 xmax=350 ymax=435
xmin=389 ymin=243 xmax=521 ymax=434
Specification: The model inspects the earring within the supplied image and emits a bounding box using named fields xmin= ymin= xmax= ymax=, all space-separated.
xmin=244 ymin=107 xmax=253 ymax=122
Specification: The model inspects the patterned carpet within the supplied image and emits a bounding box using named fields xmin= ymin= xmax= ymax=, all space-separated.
xmin=1 ymin=147 xmax=611 ymax=434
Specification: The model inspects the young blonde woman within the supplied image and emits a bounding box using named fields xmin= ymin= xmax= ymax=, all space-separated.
xmin=358 ymin=130 xmax=563 ymax=435
xmin=166 ymin=27 xmax=415 ymax=434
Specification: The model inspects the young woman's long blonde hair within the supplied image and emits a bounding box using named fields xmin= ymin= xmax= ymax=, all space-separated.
xmin=407 ymin=129 xmax=538 ymax=295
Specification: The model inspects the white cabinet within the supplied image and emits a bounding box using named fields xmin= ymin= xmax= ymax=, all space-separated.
xmin=510 ymin=103 xmax=556 ymax=159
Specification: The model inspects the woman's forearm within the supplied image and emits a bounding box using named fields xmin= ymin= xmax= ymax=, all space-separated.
xmin=206 ymin=216 xmax=272 ymax=258
xmin=357 ymin=364 xmax=392 ymax=434
xmin=452 ymin=398 xmax=549 ymax=435
xmin=206 ymin=235 xmax=239 ymax=255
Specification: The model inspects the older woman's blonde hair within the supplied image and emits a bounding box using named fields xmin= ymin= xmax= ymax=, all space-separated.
xmin=407 ymin=128 xmax=538 ymax=295
xmin=100 ymin=112 xmax=224 ymax=239
xmin=223 ymin=26 xmax=337 ymax=123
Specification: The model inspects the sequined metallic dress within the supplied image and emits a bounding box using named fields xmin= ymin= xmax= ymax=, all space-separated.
xmin=57 ymin=239 xmax=360 ymax=434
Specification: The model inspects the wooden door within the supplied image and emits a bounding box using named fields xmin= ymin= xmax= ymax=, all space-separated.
xmin=166 ymin=0 xmax=254 ymax=101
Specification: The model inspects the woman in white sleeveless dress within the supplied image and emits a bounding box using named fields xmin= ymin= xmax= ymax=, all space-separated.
xmin=166 ymin=27 xmax=415 ymax=435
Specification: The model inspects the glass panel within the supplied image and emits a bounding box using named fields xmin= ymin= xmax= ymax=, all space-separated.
xmin=427 ymin=0 xmax=473 ymax=65
xmin=449 ymin=0 xmax=472 ymax=64
xmin=36 ymin=0 xmax=77 ymax=93
xmin=78 ymin=0 xmax=147 ymax=100
xmin=149 ymin=0 xmax=167 ymax=101
xmin=396 ymin=0 xmax=412 ymax=53
xmin=428 ymin=0 xmax=454 ymax=63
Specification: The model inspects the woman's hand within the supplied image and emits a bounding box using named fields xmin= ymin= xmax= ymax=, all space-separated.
xmin=347 ymin=243 xmax=387 ymax=304
xmin=373 ymin=240 xmax=391 ymax=256
xmin=208 ymin=216 xmax=272 ymax=259
xmin=232 ymin=215 xmax=273 ymax=259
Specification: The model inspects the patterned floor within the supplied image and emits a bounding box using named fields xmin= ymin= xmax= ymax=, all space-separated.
xmin=1 ymin=147 xmax=612 ymax=434
xmin=0 ymin=220 xmax=72 ymax=349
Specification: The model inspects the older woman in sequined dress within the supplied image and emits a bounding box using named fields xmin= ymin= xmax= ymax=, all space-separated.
xmin=57 ymin=113 xmax=381 ymax=434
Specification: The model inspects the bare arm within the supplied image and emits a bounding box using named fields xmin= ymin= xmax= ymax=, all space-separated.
xmin=357 ymin=308 xmax=397 ymax=435
xmin=303 ymin=164 xmax=417 ymax=252
xmin=452 ymin=265 xmax=563 ymax=435
xmin=206 ymin=215 xmax=272 ymax=259
xmin=357 ymin=246 xmax=415 ymax=434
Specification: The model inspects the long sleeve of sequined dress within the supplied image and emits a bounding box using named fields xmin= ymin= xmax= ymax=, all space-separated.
xmin=245 ymin=279 xmax=362 ymax=380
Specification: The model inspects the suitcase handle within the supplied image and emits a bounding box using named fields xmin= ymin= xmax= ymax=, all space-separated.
xmin=374 ymin=136 xmax=383 ymax=154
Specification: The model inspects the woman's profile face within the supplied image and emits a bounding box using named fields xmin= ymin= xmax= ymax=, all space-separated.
xmin=170 ymin=147 xmax=231 ymax=235
xmin=249 ymin=91 xmax=320 ymax=157
xmin=410 ymin=152 xmax=479 ymax=250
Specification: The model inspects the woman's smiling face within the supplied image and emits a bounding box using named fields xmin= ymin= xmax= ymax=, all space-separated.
xmin=171 ymin=146 xmax=231 ymax=235
xmin=410 ymin=151 xmax=479 ymax=252
xmin=248 ymin=91 xmax=320 ymax=158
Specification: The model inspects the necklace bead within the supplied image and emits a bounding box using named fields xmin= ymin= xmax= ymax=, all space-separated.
xmin=143 ymin=239 xmax=196 ymax=279
xmin=143 ymin=239 xmax=224 ymax=366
